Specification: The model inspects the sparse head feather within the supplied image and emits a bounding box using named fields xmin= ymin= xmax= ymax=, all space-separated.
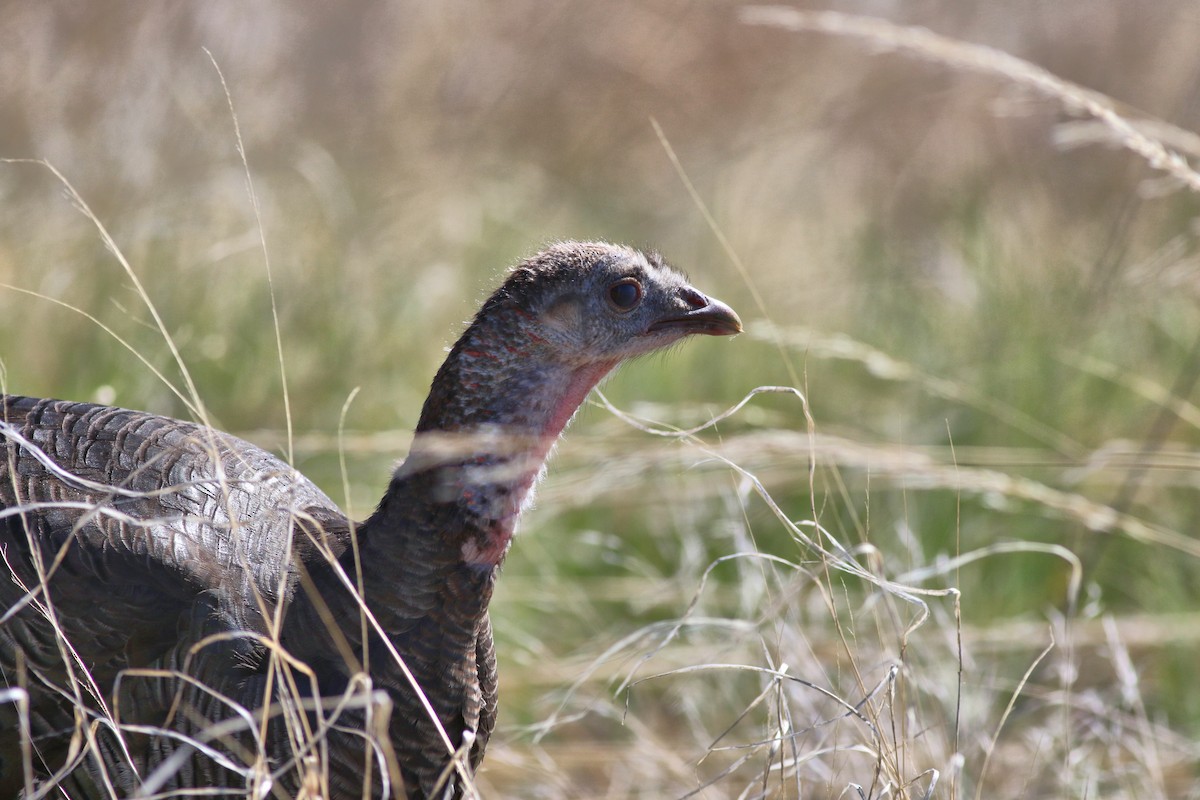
xmin=417 ymin=241 xmax=739 ymax=435
xmin=475 ymin=241 xmax=741 ymax=366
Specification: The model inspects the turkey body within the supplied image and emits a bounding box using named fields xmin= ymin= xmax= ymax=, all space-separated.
xmin=0 ymin=242 xmax=741 ymax=798
xmin=0 ymin=395 xmax=496 ymax=798
xmin=0 ymin=396 xmax=372 ymax=795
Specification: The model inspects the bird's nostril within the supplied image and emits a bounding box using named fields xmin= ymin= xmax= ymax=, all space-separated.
xmin=681 ymin=287 xmax=708 ymax=309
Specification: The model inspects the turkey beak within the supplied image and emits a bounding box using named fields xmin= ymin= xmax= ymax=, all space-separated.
xmin=648 ymin=287 xmax=743 ymax=337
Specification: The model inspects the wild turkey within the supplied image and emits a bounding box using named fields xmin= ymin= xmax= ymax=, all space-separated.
xmin=0 ymin=241 xmax=741 ymax=798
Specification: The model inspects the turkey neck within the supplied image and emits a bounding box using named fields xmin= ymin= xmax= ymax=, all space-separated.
xmin=392 ymin=306 xmax=615 ymax=569
xmin=306 ymin=307 xmax=614 ymax=708
xmin=347 ymin=306 xmax=616 ymax=612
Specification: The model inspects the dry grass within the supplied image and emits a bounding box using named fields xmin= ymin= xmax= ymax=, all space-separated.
xmin=3 ymin=1 xmax=1200 ymax=798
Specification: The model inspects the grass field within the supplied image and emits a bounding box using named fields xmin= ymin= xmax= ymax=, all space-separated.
xmin=3 ymin=2 xmax=1200 ymax=797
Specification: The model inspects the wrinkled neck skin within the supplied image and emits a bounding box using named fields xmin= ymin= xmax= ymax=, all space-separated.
xmin=368 ymin=309 xmax=617 ymax=575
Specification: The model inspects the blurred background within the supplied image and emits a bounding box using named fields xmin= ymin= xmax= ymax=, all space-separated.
xmin=3 ymin=1 xmax=1200 ymax=797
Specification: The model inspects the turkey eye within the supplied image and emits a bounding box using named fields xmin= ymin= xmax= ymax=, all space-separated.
xmin=607 ymin=278 xmax=642 ymax=311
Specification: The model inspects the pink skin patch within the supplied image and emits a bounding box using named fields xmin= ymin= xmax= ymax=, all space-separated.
xmin=460 ymin=358 xmax=619 ymax=568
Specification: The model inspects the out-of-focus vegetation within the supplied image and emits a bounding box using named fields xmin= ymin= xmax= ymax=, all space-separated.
xmin=3 ymin=2 xmax=1200 ymax=797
